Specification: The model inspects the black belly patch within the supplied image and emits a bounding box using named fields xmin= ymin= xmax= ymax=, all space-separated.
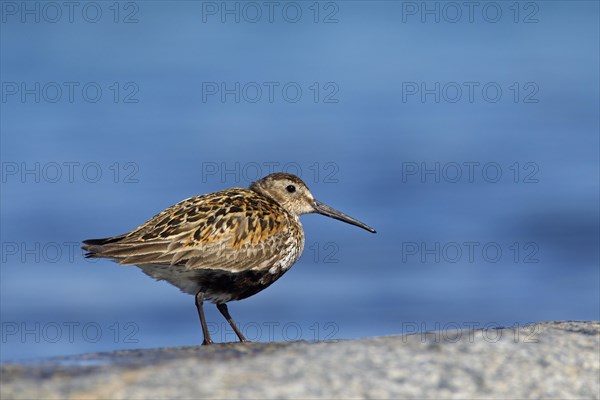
xmin=196 ymin=267 xmax=287 ymax=302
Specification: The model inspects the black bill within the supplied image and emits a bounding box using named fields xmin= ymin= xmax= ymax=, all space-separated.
xmin=313 ymin=200 xmax=376 ymax=233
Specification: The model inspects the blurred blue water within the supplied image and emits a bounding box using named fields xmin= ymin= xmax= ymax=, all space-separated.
xmin=1 ymin=1 xmax=598 ymax=361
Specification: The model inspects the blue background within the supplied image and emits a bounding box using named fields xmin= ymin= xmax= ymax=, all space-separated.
xmin=1 ymin=1 xmax=598 ymax=361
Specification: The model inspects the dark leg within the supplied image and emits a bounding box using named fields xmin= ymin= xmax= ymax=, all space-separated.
xmin=216 ymin=303 xmax=248 ymax=343
xmin=195 ymin=291 xmax=213 ymax=345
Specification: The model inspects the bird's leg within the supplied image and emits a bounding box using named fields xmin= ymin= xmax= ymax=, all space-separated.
xmin=216 ymin=303 xmax=248 ymax=343
xmin=195 ymin=291 xmax=214 ymax=345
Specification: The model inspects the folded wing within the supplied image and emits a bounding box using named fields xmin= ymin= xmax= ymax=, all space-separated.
xmin=82 ymin=188 xmax=300 ymax=272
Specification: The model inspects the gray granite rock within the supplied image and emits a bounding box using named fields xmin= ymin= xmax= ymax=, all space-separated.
xmin=1 ymin=321 xmax=599 ymax=399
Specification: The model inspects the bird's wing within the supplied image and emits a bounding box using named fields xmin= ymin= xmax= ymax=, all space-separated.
xmin=83 ymin=188 xmax=301 ymax=272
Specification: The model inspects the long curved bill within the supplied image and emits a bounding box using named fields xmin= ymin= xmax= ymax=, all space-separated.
xmin=313 ymin=200 xmax=376 ymax=233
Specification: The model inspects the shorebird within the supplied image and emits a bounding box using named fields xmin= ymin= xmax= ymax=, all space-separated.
xmin=82 ymin=173 xmax=376 ymax=345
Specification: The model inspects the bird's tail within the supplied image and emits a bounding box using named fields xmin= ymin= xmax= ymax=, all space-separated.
xmin=81 ymin=235 xmax=128 ymax=258
xmin=81 ymin=235 xmax=173 ymax=265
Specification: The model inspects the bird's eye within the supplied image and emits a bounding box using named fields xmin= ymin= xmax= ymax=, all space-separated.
xmin=286 ymin=185 xmax=296 ymax=193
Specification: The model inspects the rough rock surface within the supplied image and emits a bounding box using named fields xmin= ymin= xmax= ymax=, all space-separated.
xmin=1 ymin=321 xmax=599 ymax=399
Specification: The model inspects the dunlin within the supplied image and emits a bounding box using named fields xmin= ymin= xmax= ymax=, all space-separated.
xmin=82 ymin=173 xmax=376 ymax=344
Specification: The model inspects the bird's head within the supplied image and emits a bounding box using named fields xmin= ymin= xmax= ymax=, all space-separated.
xmin=250 ymin=173 xmax=376 ymax=233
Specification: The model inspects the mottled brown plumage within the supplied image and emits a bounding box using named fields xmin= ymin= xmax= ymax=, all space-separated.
xmin=82 ymin=173 xmax=375 ymax=345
